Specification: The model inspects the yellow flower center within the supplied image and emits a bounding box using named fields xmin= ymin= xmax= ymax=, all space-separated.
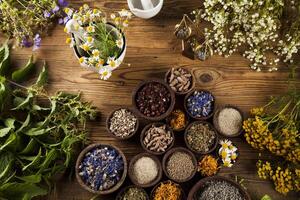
xmin=110 ymin=61 xmax=116 ymax=67
xmin=102 ymin=71 xmax=108 ymax=76
xmin=66 ymin=38 xmax=72 ymax=44
xmin=231 ymin=154 xmax=237 ymax=160
xmin=221 ymin=150 xmax=228 ymax=159
xmin=87 ymin=37 xmax=93 ymax=43
xmin=222 ymin=143 xmax=229 ymax=149
xmin=79 ymin=57 xmax=85 ymax=63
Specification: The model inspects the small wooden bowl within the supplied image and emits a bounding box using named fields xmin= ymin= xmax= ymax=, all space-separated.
xmin=187 ymin=176 xmax=251 ymax=200
xmin=164 ymin=67 xmax=195 ymax=95
xmin=106 ymin=107 xmax=139 ymax=140
xmin=151 ymin=180 xmax=185 ymax=200
xmin=115 ymin=185 xmax=149 ymax=200
xmin=162 ymin=147 xmax=197 ymax=183
xmin=166 ymin=109 xmax=190 ymax=132
xmin=184 ymin=89 xmax=215 ymax=120
xmin=184 ymin=121 xmax=218 ymax=155
xmin=128 ymin=153 xmax=163 ymax=188
xmin=75 ymin=143 xmax=127 ymax=195
xmin=140 ymin=122 xmax=175 ymax=155
xmin=213 ymin=104 xmax=244 ymax=138
xmin=132 ymin=79 xmax=176 ymax=121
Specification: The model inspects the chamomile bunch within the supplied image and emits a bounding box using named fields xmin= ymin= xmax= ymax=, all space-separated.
xmin=218 ymin=139 xmax=238 ymax=168
xmin=64 ymin=4 xmax=132 ymax=80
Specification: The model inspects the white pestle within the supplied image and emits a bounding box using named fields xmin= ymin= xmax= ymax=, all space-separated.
xmin=140 ymin=0 xmax=154 ymax=10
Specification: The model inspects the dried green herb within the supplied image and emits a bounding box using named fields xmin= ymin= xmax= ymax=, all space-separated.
xmin=0 ymin=43 xmax=97 ymax=200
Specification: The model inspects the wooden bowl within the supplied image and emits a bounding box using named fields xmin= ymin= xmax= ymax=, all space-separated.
xmin=151 ymin=180 xmax=185 ymax=200
xmin=115 ymin=185 xmax=149 ymax=200
xmin=184 ymin=121 xmax=218 ymax=155
xmin=184 ymin=89 xmax=215 ymax=120
xmin=140 ymin=122 xmax=175 ymax=155
xmin=128 ymin=153 xmax=163 ymax=188
xmin=213 ymin=104 xmax=244 ymax=137
xmin=106 ymin=107 xmax=139 ymax=140
xmin=75 ymin=143 xmax=127 ymax=195
xmin=162 ymin=147 xmax=197 ymax=183
xmin=187 ymin=176 xmax=251 ymax=200
xmin=166 ymin=109 xmax=190 ymax=132
xmin=164 ymin=67 xmax=195 ymax=95
xmin=132 ymin=79 xmax=176 ymax=121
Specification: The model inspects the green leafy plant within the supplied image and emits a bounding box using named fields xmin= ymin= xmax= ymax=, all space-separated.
xmin=0 ymin=43 xmax=97 ymax=200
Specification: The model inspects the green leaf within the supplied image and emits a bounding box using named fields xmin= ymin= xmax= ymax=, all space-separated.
xmin=38 ymin=149 xmax=58 ymax=172
xmin=0 ymin=128 xmax=11 ymax=138
xmin=16 ymin=114 xmax=30 ymax=133
xmin=0 ymin=76 xmax=9 ymax=111
xmin=0 ymin=152 xmax=14 ymax=180
xmin=0 ymin=44 xmax=10 ymax=76
xmin=4 ymin=119 xmax=15 ymax=129
xmin=11 ymin=55 xmax=35 ymax=83
xmin=35 ymin=63 xmax=47 ymax=87
xmin=0 ymin=182 xmax=47 ymax=200
xmin=22 ymin=148 xmax=42 ymax=171
xmin=0 ymin=133 xmax=16 ymax=151
xmin=24 ymin=127 xmax=54 ymax=136
xmin=19 ymin=138 xmax=38 ymax=155
xmin=16 ymin=174 xmax=41 ymax=184
xmin=12 ymin=93 xmax=33 ymax=110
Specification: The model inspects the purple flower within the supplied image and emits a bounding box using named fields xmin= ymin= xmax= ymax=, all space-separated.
xmin=58 ymin=0 xmax=69 ymax=7
xmin=63 ymin=16 xmax=70 ymax=24
xmin=33 ymin=34 xmax=41 ymax=51
xmin=58 ymin=18 xmax=64 ymax=24
xmin=21 ymin=37 xmax=33 ymax=48
xmin=52 ymin=5 xmax=60 ymax=13
xmin=44 ymin=10 xmax=51 ymax=18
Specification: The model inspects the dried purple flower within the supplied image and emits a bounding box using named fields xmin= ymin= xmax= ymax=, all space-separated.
xmin=52 ymin=5 xmax=60 ymax=13
xmin=44 ymin=10 xmax=51 ymax=18
xmin=21 ymin=37 xmax=33 ymax=48
xmin=33 ymin=34 xmax=41 ymax=51
xmin=58 ymin=0 xmax=69 ymax=7
xmin=58 ymin=18 xmax=64 ymax=24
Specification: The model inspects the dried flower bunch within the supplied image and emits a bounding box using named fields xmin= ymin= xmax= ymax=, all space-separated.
xmin=198 ymin=155 xmax=219 ymax=176
xmin=257 ymin=161 xmax=299 ymax=195
xmin=0 ymin=0 xmax=68 ymax=50
xmin=64 ymin=4 xmax=132 ymax=80
xmin=243 ymin=85 xmax=299 ymax=194
xmin=176 ymin=0 xmax=300 ymax=71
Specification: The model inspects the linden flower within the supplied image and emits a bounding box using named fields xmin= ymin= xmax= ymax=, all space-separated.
xmin=223 ymin=158 xmax=233 ymax=168
xmin=116 ymin=38 xmax=123 ymax=49
xmin=86 ymin=25 xmax=95 ymax=33
xmin=220 ymin=139 xmax=232 ymax=149
xmin=99 ymin=67 xmax=112 ymax=80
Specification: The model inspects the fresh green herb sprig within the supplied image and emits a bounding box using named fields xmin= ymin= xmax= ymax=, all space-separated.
xmin=0 ymin=43 xmax=97 ymax=200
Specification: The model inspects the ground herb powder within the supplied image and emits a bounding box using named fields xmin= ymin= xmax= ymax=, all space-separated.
xmin=217 ymin=108 xmax=242 ymax=136
xmin=133 ymin=156 xmax=158 ymax=185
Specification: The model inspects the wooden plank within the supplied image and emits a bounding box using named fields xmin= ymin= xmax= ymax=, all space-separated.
xmin=0 ymin=0 xmax=299 ymax=199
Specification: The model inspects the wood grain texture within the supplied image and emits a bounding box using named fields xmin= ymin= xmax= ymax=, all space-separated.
xmin=1 ymin=0 xmax=300 ymax=200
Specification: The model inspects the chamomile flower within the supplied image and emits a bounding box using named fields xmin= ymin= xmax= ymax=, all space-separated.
xmin=64 ymin=7 xmax=73 ymax=16
xmin=80 ymin=43 xmax=92 ymax=52
xmin=116 ymin=38 xmax=123 ymax=48
xmin=223 ymin=158 xmax=233 ymax=168
xmin=229 ymin=145 xmax=238 ymax=153
xmin=92 ymin=49 xmax=100 ymax=57
xmin=96 ymin=59 xmax=105 ymax=68
xmin=79 ymin=57 xmax=87 ymax=65
xmin=85 ymin=36 xmax=94 ymax=44
xmin=220 ymin=139 xmax=232 ymax=149
xmin=83 ymin=4 xmax=89 ymax=11
xmin=66 ymin=37 xmax=75 ymax=47
xmin=118 ymin=9 xmax=132 ymax=18
xmin=219 ymin=148 xmax=231 ymax=159
xmin=99 ymin=67 xmax=112 ymax=80
xmin=231 ymin=152 xmax=238 ymax=161
xmin=123 ymin=19 xmax=129 ymax=27
xmin=86 ymin=25 xmax=95 ymax=33
xmin=111 ymin=14 xmax=116 ymax=19
xmin=107 ymin=57 xmax=119 ymax=69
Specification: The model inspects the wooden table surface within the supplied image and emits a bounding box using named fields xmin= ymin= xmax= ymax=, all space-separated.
xmin=2 ymin=0 xmax=299 ymax=200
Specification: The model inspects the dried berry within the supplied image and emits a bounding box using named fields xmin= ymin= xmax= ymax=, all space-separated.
xmin=136 ymin=82 xmax=171 ymax=117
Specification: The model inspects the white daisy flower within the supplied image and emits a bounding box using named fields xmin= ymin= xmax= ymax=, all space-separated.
xmin=115 ymin=38 xmax=123 ymax=49
xmin=219 ymin=139 xmax=232 ymax=149
xmin=228 ymin=144 xmax=238 ymax=153
xmin=99 ymin=67 xmax=112 ymax=80
xmin=85 ymin=36 xmax=94 ymax=44
xmin=92 ymin=49 xmax=100 ymax=57
xmin=231 ymin=152 xmax=238 ymax=161
xmin=219 ymin=148 xmax=231 ymax=160
xmin=223 ymin=158 xmax=233 ymax=168
xmin=107 ymin=57 xmax=120 ymax=69
xmin=118 ymin=9 xmax=132 ymax=18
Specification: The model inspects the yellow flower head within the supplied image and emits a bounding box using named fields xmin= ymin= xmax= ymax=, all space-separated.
xmin=92 ymin=49 xmax=100 ymax=57
xmin=66 ymin=38 xmax=72 ymax=44
xmin=86 ymin=26 xmax=95 ymax=33
xmin=80 ymin=43 xmax=91 ymax=52
xmin=83 ymin=4 xmax=89 ymax=11
xmin=86 ymin=36 xmax=94 ymax=44
xmin=79 ymin=57 xmax=85 ymax=64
